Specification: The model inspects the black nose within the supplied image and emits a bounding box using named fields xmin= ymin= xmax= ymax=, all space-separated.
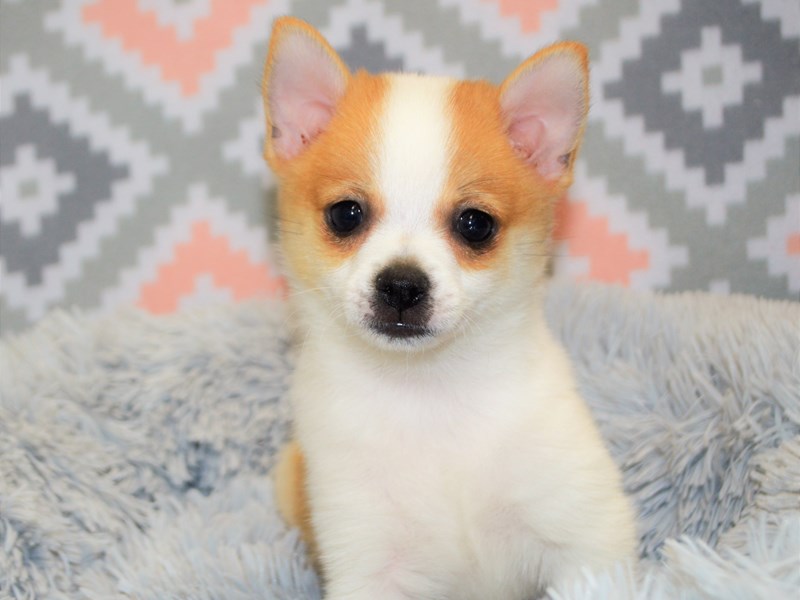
xmin=375 ymin=264 xmax=430 ymax=313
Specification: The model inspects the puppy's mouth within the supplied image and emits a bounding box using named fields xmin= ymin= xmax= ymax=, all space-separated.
xmin=369 ymin=319 xmax=432 ymax=340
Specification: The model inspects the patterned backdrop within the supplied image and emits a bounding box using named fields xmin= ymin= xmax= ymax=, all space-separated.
xmin=0 ymin=0 xmax=798 ymax=334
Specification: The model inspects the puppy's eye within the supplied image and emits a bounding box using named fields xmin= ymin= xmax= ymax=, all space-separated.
xmin=456 ymin=209 xmax=495 ymax=245
xmin=327 ymin=200 xmax=364 ymax=235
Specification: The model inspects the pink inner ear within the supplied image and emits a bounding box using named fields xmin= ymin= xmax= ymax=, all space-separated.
xmin=268 ymin=31 xmax=346 ymax=160
xmin=501 ymin=53 xmax=586 ymax=180
xmin=272 ymin=97 xmax=336 ymax=160
xmin=508 ymin=116 xmax=545 ymax=162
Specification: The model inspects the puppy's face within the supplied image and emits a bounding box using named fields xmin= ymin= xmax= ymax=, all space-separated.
xmin=263 ymin=19 xmax=588 ymax=351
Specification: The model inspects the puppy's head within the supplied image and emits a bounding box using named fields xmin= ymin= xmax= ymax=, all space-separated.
xmin=262 ymin=17 xmax=588 ymax=351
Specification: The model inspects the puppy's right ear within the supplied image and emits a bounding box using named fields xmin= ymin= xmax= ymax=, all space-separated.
xmin=262 ymin=17 xmax=349 ymax=167
xmin=500 ymin=43 xmax=589 ymax=184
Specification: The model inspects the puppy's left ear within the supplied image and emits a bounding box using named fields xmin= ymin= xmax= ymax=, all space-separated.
xmin=500 ymin=43 xmax=589 ymax=183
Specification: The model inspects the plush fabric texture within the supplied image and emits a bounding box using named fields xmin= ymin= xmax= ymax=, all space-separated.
xmin=1 ymin=282 xmax=798 ymax=599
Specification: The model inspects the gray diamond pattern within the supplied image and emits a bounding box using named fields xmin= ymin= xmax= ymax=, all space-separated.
xmin=0 ymin=95 xmax=128 ymax=285
xmin=605 ymin=0 xmax=800 ymax=185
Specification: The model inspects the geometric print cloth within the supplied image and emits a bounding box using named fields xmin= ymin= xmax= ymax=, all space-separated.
xmin=0 ymin=0 xmax=798 ymax=334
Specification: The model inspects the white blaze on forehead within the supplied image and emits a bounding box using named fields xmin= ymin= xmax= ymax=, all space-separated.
xmin=377 ymin=74 xmax=454 ymax=230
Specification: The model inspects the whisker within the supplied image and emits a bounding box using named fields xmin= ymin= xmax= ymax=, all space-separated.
xmin=287 ymin=285 xmax=333 ymax=299
xmin=276 ymin=227 xmax=303 ymax=237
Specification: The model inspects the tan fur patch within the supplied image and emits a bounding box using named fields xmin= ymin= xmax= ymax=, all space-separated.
xmin=274 ymin=440 xmax=319 ymax=565
xmin=443 ymin=80 xmax=556 ymax=271
xmin=443 ymin=43 xmax=589 ymax=271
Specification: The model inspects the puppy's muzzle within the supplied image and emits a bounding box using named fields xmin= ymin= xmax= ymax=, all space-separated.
xmin=370 ymin=263 xmax=432 ymax=339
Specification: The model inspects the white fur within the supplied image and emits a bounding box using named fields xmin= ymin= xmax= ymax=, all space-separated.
xmin=377 ymin=74 xmax=452 ymax=230
xmin=286 ymin=74 xmax=636 ymax=600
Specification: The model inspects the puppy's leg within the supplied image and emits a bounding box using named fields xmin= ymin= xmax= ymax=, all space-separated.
xmin=276 ymin=445 xmax=439 ymax=598
xmin=274 ymin=440 xmax=319 ymax=562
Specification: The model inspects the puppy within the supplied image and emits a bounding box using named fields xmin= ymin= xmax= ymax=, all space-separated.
xmin=263 ymin=17 xmax=636 ymax=600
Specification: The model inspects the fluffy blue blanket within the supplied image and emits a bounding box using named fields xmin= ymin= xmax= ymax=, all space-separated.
xmin=1 ymin=282 xmax=798 ymax=599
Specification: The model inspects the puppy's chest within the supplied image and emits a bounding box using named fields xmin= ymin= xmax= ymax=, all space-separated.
xmin=314 ymin=388 xmax=538 ymax=546
xmin=296 ymin=359 xmax=563 ymax=595
xmin=337 ymin=428 xmax=544 ymax=596
xmin=297 ymin=354 xmax=536 ymax=508
xmin=378 ymin=441 xmax=531 ymax=544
